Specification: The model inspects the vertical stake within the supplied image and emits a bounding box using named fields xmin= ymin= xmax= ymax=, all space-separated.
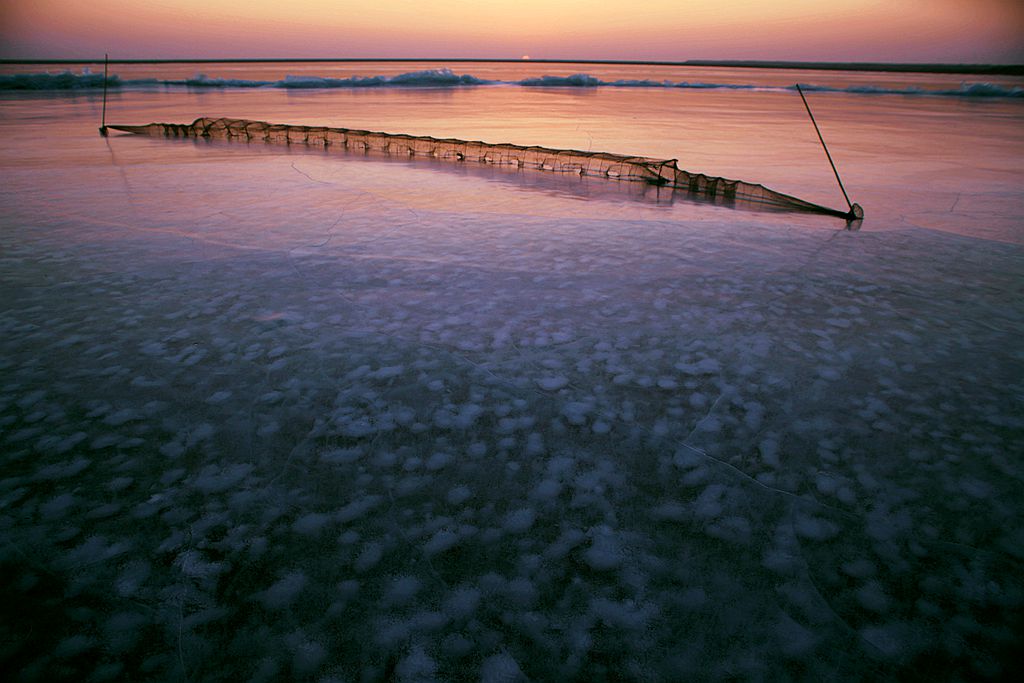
xmin=796 ymin=84 xmax=860 ymax=220
xmin=99 ymin=53 xmax=109 ymax=136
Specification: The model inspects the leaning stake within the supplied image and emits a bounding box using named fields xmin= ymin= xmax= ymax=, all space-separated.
xmin=796 ymin=84 xmax=862 ymax=221
xmin=99 ymin=53 xmax=109 ymax=137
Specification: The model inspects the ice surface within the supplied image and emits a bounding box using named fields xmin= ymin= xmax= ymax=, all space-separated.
xmin=1 ymin=80 xmax=1022 ymax=681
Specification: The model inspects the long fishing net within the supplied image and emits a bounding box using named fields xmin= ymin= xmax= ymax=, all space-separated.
xmin=110 ymin=117 xmax=856 ymax=218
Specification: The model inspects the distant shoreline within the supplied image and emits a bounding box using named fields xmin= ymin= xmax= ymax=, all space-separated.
xmin=1 ymin=58 xmax=1022 ymax=76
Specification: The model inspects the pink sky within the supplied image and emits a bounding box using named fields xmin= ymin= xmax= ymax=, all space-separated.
xmin=1 ymin=0 xmax=1021 ymax=63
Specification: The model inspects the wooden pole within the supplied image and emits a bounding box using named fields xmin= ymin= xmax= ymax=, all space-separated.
xmin=99 ymin=53 xmax=109 ymax=136
xmin=796 ymin=84 xmax=861 ymax=220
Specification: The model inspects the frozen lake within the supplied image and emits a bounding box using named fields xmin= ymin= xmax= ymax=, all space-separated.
xmin=1 ymin=63 xmax=1023 ymax=680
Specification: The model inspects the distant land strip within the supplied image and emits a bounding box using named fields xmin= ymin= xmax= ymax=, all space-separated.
xmin=1 ymin=58 xmax=1022 ymax=76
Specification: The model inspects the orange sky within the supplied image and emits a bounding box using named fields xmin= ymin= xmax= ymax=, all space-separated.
xmin=1 ymin=0 xmax=1021 ymax=62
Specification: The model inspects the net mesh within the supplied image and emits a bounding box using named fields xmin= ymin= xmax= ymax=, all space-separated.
xmin=110 ymin=117 xmax=850 ymax=217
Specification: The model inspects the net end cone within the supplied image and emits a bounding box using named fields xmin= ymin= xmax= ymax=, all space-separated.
xmin=106 ymin=124 xmax=149 ymax=134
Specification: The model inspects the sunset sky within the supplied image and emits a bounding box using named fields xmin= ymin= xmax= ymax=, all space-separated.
xmin=1 ymin=0 xmax=1021 ymax=63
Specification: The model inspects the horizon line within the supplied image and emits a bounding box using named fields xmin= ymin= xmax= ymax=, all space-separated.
xmin=1 ymin=57 xmax=1022 ymax=75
